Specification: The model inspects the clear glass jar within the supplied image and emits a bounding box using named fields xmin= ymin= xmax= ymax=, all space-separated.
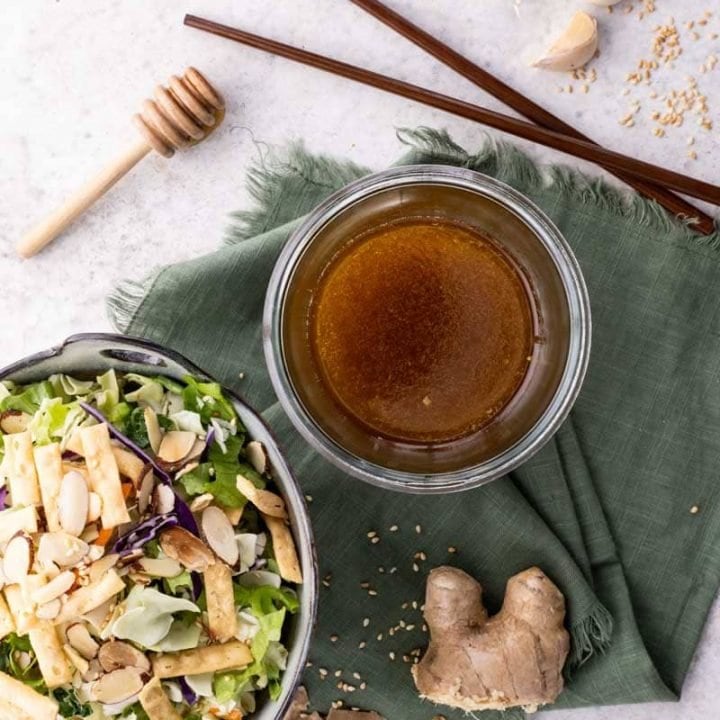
xmin=264 ymin=166 xmax=591 ymax=493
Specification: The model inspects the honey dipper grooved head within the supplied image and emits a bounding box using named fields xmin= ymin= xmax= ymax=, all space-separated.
xmin=133 ymin=67 xmax=225 ymax=158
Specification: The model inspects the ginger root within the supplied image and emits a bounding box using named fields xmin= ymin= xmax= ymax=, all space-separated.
xmin=412 ymin=566 xmax=569 ymax=713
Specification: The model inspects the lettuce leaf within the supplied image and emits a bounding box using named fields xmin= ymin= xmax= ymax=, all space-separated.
xmin=182 ymin=376 xmax=237 ymax=424
xmin=0 ymin=380 xmax=55 ymax=415
xmin=0 ymin=633 xmax=46 ymax=692
xmin=233 ymin=584 xmax=299 ymax=616
xmin=178 ymin=436 xmax=260 ymax=509
xmin=53 ymin=687 xmax=92 ymax=718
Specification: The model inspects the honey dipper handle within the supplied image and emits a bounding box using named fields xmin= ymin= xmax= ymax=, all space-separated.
xmin=17 ymin=137 xmax=151 ymax=258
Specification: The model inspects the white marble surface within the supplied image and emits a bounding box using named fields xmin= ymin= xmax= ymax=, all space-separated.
xmin=2 ymin=0 xmax=719 ymax=716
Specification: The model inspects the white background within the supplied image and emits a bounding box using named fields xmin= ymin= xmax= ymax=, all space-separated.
xmin=2 ymin=1 xmax=719 ymax=717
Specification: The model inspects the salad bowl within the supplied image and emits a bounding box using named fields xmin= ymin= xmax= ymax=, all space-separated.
xmin=0 ymin=333 xmax=317 ymax=720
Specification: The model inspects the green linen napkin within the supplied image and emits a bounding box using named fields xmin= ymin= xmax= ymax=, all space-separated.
xmin=108 ymin=128 xmax=720 ymax=718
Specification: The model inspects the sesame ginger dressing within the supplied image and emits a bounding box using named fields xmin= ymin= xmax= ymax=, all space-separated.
xmin=310 ymin=219 xmax=535 ymax=444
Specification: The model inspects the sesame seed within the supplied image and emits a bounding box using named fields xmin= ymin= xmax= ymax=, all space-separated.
xmin=305 ymin=494 xmax=313 ymax=503
xmin=368 ymin=589 xmax=378 ymax=596
xmin=334 ymin=670 xmax=342 ymax=677
xmin=581 ymin=84 xmax=589 ymax=93
xmin=389 ymin=525 xmax=399 ymax=532
xmin=377 ymin=633 xmax=383 ymax=641
xmin=415 ymin=525 xmax=422 ymax=534
xmin=362 ymin=617 xmax=370 ymax=627
xmin=319 ymin=668 xmax=328 ymax=677
xmin=690 ymin=504 xmax=700 ymax=513
xmin=448 ymin=546 xmax=457 ymax=554
xmin=389 ymin=566 xmax=398 ymax=574
xmin=306 ymin=660 xmax=313 ymax=668
xmin=367 ymin=531 xmax=377 ymax=539
xmin=358 ymin=641 xmax=366 ymax=649
xmin=377 ymin=566 xmax=385 ymax=573
xmin=412 ymin=563 xmax=420 ymax=572
xmin=360 ymin=682 xmax=367 ymax=690
xmin=330 ymin=634 xmax=339 ymax=643
xmin=360 ymin=582 xmax=370 ymax=589
xmin=371 ymin=536 xmax=380 ymax=545
xmin=688 ymin=151 xmax=698 ymax=160
xmin=352 ymin=672 xmax=361 ymax=680
xmin=407 ymin=624 xmax=416 ymax=631
xmin=389 ymin=652 xmax=396 ymax=661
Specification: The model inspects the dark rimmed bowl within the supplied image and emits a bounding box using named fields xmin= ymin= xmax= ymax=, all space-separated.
xmin=0 ymin=333 xmax=318 ymax=720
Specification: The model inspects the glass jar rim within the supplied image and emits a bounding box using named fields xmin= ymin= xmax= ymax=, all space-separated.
xmin=263 ymin=165 xmax=591 ymax=494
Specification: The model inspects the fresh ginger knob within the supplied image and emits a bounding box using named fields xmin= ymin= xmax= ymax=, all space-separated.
xmin=413 ymin=566 xmax=570 ymax=713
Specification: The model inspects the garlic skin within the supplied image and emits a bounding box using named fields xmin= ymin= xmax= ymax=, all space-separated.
xmin=534 ymin=12 xmax=599 ymax=72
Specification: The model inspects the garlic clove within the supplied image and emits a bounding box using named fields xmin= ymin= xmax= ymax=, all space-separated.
xmin=534 ymin=11 xmax=598 ymax=72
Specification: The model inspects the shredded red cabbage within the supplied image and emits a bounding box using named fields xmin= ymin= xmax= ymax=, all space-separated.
xmin=178 ymin=676 xmax=198 ymax=706
xmin=191 ymin=571 xmax=203 ymax=602
xmin=114 ymin=513 xmax=178 ymax=555
xmin=202 ymin=427 xmax=216 ymax=459
xmin=0 ymin=487 xmax=7 ymax=511
xmin=79 ymin=402 xmax=171 ymax=483
xmin=174 ymin=494 xmax=200 ymax=536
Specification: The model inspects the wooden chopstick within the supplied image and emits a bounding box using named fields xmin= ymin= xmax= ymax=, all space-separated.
xmin=350 ymin=0 xmax=716 ymax=235
xmin=183 ymin=15 xmax=720 ymax=207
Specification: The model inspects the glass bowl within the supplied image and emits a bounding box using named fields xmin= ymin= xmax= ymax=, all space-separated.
xmin=264 ymin=165 xmax=591 ymax=493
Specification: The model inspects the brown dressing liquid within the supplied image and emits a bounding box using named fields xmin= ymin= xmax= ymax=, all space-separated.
xmin=310 ymin=219 xmax=535 ymax=444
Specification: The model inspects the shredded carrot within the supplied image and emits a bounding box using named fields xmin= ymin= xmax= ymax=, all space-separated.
xmin=226 ymin=711 xmax=243 ymax=720
xmin=121 ymin=482 xmax=134 ymax=500
xmin=94 ymin=527 xmax=114 ymax=547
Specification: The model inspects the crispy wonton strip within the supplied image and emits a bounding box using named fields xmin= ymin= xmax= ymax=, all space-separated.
xmin=66 ymin=431 xmax=146 ymax=485
xmin=139 ymin=677 xmax=183 ymax=720
xmin=263 ymin=513 xmax=303 ymax=584
xmin=152 ymin=640 xmax=252 ymax=679
xmin=4 ymin=432 xmax=41 ymax=506
xmin=0 ymin=506 xmax=38 ymax=545
xmin=0 ymin=670 xmax=58 ymax=720
xmin=204 ymin=562 xmax=238 ymax=643
xmin=32 ymin=443 xmax=63 ymax=531
xmin=29 ymin=622 xmax=73 ymax=688
xmin=79 ymin=424 xmax=130 ymax=528
xmin=0 ymin=595 xmax=15 ymax=641
xmin=54 ymin=570 xmax=125 ymax=625
xmin=4 ymin=575 xmax=45 ymax=635
xmin=236 ymin=474 xmax=287 ymax=518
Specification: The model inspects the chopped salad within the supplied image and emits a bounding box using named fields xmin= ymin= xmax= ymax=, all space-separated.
xmin=0 ymin=370 xmax=302 ymax=720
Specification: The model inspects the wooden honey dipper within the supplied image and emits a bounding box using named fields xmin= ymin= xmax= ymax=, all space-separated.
xmin=18 ymin=67 xmax=224 ymax=258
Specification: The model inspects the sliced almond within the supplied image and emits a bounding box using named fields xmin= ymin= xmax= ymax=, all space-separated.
xmin=32 ymin=570 xmax=75 ymax=606
xmin=37 ymin=531 xmax=90 ymax=568
xmin=82 ymin=524 xmax=100 ymax=544
xmin=138 ymin=469 xmax=155 ymax=515
xmin=64 ymin=643 xmax=90 ymax=675
xmin=184 ymin=439 xmax=206 ymax=463
xmin=82 ymin=598 xmax=116 ymax=634
xmin=36 ymin=599 xmax=61 ymax=621
xmin=245 ymin=441 xmax=268 ymax=475
xmin=58 ymin=470 xmax=90 ymax=537
xmin=189 ymin=492 xmax=214 ymax=512
xmin=87 ymin=492 xmax=103 ymax=524
xmin=225 ymin=506 xmax=244 ymax=526
xmin=534 ymin=11 xmax=598 ymax=72
xmin=91 ymin=666 xmax=144 ymax=704
xmin=0 ymin=410 xmax=31 ymax=434
xmin=88 ymin=553 xmax=119 ymax=584
xmin=236 ymin=474 xmax=287 ymax=519
xmin=160 ymin=527 xmax=215 ymax=572
xmin=153 ymin=484 xmax=176 ymax=515
xmin=137 ymin=557 xmax=183 ymax=578
xmin=98 ymin=640 xmax=151 ymax=674
xmin=81 ymin=658 xmax=103 ymax=682
xmin=201 ymin=506 xmax=239 ymax=566
xmin=144 ymin=407 xmax=164 ymax=454
xmin=176 ymin=461 xmax=199 ymax=480
xmin=87 ymin=544 xmax=105 ymax=562
xmin=3 ymin=534 xmax=33 ymax=584
xmin=66 ymin=622 xmax=100 ymax=660
xmin=157 ymin=431 xmax=196 ymax=463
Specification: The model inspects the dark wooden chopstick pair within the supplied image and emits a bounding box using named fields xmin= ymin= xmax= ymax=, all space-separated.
xmin=184 ymin=8 xmax=719 ymax=231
